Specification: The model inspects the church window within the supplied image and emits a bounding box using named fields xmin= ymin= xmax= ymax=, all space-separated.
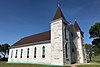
xmin=15 ymin=50 xmax=18 ymax=58
xmin=20 ymin=49 xmax=23 ymax=58
xmin=27 ymin=48 xmax=29 ymax=58
xmin=65 ymin=44 xmax=68 ymax=58
xmin=11 ymin=50 xmax=13 ymax=58
xmin=72 ymin=48 xmax=75 ymax=52
xmin=34 ymin=47 xmax=36 ymax=58
xmin=42 ymin=46 xmax=45 ymax=58
xmin=71 ymin=32 xmax=73 ymax=37
xmin=65 ymin=27 xmax=66 ymax=39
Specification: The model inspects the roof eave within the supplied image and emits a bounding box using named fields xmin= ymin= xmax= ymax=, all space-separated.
xmin=10 ymin=40 xmax=51 ymax=49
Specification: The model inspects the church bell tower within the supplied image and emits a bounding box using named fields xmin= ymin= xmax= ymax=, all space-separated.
xmin=74 ymin=21 xmax=87 ymax=63
xmin=51 ymin=6 xmax=69 ymax=65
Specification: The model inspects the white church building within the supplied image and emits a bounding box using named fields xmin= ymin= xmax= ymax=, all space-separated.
xmin=8 ymin=6 xmax=87 ymax=65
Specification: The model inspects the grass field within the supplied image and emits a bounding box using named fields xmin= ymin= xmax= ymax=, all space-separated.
xmin=87 ymin=56 xmax=100 ymax=63
xmin=0 ymin=61 xmax=70 ymax=67
xmin=87 ymin=56 xmax=100 ymax=60
xmin=77 ymin=64 xmax=100 ymax=67
xmin=0 ymin=56 xmax=100 ymax=67
xmin=77 ymin=56 xmax=100 ymax=67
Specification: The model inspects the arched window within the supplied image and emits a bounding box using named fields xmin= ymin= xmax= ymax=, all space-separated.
xmin=20 ymin=49 xmax=23 ymax=58
xmin=15 ymin=50 xmax=18 ymax=58
xmin=65 ymin=44 xmax=68 ymax=58
xmin=71 ymin=32 xmax=73 ymax=37
xmin=11 ymin=50 xmax=13 ymax=58
xmin=65 ymin=27 xmax=66 ymax=39
xmin=34 ymin=47 xmax=36 ymax=58
xmin=42 ymin=46 xmax=45 ymax=58
xmin=72 ymin=48 xmax=75 ymax=52
xmin=27 ymin=48 xmax=29 ymax=58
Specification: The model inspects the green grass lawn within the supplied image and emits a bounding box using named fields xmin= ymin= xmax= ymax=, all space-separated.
xmin=77 ymin=56 xmax=100 ymax=67
xmin=87 ymin=56 xmax=100 ymax=60
xmin=77 ymin=64 xmax=100 ymax=67
xmin=87 ymin=56 xmax=100 ymax=63
xmin=0 ymin=56 xmax=100 ymax=67
xmin=0 ymin=61 xmax=70 ymax=67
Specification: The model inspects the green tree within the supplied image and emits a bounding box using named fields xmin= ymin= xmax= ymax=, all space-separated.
xmin=89 ymin=22 xmax=100 ymax=55
xmin=85 ymin=44 xmax=91 ymax=56
xmin=85 ymin=44 xmax=92 ymax=61
xmin=92 ymin=45 xmax=100 ymax=56
xmin=0 ymin=45 xmax=1 ymax=58
xmin=0 ymin=43 xmax=10 ymax=58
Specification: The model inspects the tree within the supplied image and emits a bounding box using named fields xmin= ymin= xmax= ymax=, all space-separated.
xmin=85 ymin=44 xmax=91 ymax=56
xmin=0 ymin=43 xmax=10 ymax=58
xmin=0 ymin=45 xmax=1 ymax=58
xmin=89 ymin=22 xmax=100 ymax=39
xmin=85 ymin=44 xmax=92 ymax=61
xmin=92 ymin=45 xmax=100 ymax=56
xmin=89 ymin=22 xmax=100 ymax=55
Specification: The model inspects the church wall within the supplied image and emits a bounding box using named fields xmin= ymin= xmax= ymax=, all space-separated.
xmin=77 ymin=31 xmax=85 ymax=63
xmin=62 ymin=23 xmax=71 ymax=65
xmin=8 ymin=42 xmax=51 ymax=64
xmin=68 ymin=25 xmax=78 ymax=64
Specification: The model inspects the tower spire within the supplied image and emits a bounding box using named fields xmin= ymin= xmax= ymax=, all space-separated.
xmin=57 ymin=0 xmax=61 ymax=7
xmin=52 ymin=6 xmax=65 ymax=20
xmin=52 ymin=0 xmax=69 ymax=24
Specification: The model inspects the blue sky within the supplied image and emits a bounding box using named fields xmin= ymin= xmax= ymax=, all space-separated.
xmin=0 ymin=0 xmax=100 ymax=45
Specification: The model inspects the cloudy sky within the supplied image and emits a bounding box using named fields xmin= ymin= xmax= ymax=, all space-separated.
xmin=0 ymin=0 xmax=100 ymax=45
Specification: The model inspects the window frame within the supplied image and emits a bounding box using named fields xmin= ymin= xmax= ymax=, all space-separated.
xmin=42 ymin=46 xmax=45 ymax=58
xmin=11 ymin=50 xmax=13 ymax=58
xmin=27 ymin=48 xmax=29 ymax=58
xmin=20 ymin=49 xmax=23 ymax=58
xmin=15 ymin=50 xmax=18 ymax=58
xmin=34 ymin=47 xmax=36 ymax=58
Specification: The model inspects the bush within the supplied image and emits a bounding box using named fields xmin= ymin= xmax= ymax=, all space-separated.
xmin=0 ymin=58 xmax=8 ymax=61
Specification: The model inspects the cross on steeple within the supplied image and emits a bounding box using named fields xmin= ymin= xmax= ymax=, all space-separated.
xmin=58 ymin=0 xmax=61 ymax=7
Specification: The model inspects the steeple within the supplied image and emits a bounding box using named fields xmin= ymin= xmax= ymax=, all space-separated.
xmin=74 ymin=21 xmax=81 ymax=31
xmin=74 ymin=21 xmax=84 ymax=36
xmin=52 ymin=6 xmax=66 ymax=21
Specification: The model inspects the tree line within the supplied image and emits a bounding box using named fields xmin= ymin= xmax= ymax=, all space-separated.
xmin=85 ymin=22 xmax=100 ymax=61
xmin=0 ymin=43 xmax=10 ymax=59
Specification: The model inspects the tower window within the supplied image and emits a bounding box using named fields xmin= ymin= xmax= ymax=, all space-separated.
xmin=15 ymin=50 xmax=18 ymax=58
xmin=72 ymin=48 xmax=75 ymax=52
xmin=65 ymin=43 xmax=68 ymax=58
xmin=42 ymin=46 xmax=45 ymax=58
xmin=20 ymin=49 xmax=23 ymax=58
xmin=27 ymin=48 xmax=29 ymax=58
xmin=71 ymin=32 xmax=73 ymax=37
xmin=65 ymin=27 xmax=66 ymax=39
xmin=34 ymin=47 xmax=36 ymax=58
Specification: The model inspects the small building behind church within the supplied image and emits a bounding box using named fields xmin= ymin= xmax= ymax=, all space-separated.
xmin=8 ymin=6 xmax=87 ymax=66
